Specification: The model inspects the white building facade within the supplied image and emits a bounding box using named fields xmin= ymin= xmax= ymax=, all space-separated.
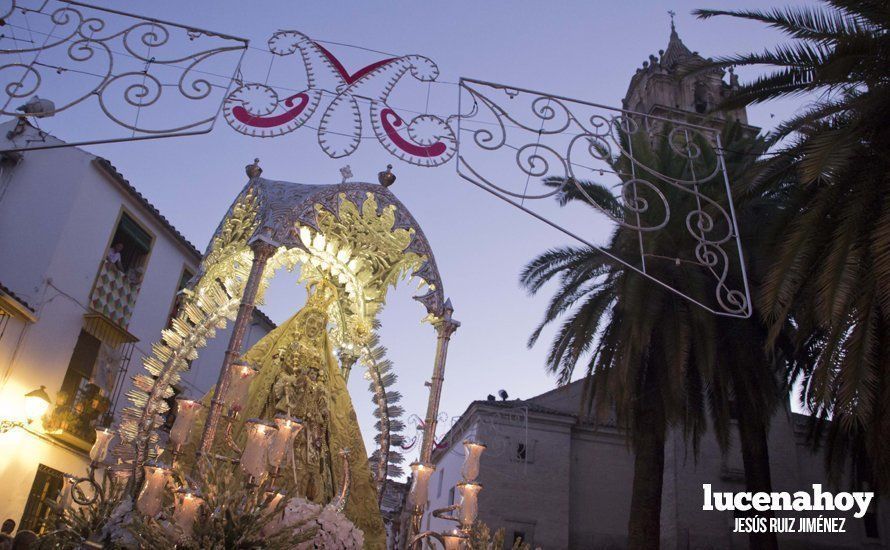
xmin=0 ymin=121 xmax=272 ymax=533
xmin=423 ymin=381 xmax=890 ymax=549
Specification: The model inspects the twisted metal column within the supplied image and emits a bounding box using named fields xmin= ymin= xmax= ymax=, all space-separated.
xmin=409 ymin=299 xmax=459 ymax=545
xmin=197 ymin=235 xmax=278 ymax=457
xmin=420 ymin=300 xmax=459 ymax=463
xmin=337 ymin=349 xmax=360 ymax=383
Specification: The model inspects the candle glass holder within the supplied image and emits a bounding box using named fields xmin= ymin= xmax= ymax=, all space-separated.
xmin=408 ymin=462 xmax=435 ymax=511
xmin=57 ymin=475 xmax=75 ymax=511
xmin=457 ymin=481 xmax=482 ymax=531
xmin=170 ymin=399 xmax=202 ymax=451
xmin=442 ymin=530 xmax=469 ymax=550
xmin=173 ymin=488 xmax=204 ymax=540
xmin=241 ymin=418 xmax=276 ymax=481
xmin=460 ymin=440 xmax=486 ymax=482
xmin=268 ymin=414 xmax=303 ymax=472
xmin=224 ymin=362 xmax=258 ymax=415
xmin=89 ymin=428 xmax=115 ymax=463
xmin=136 ymin=464 xmax=170 ymax=517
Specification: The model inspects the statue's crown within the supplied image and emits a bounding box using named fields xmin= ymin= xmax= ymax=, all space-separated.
xmin=306 ymin=279 xmax=338 ymax=309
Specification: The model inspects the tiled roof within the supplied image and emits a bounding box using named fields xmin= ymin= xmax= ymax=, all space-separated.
xmin=660 ymin=27 xmax=696 ymax=70
xmin=93 ymin=158 xmax=279 ymax=328
xmin=93 ymin=157 xmax=202 ymax=260
xmin=252 ymin=307 xmax=276 ymax=328
xmin=0 ymin=280 xmax=34 ymax=313
xmin=471 ymin=398 xmax=578 ymax=418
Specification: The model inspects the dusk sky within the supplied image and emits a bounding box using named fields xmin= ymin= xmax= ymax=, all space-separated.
xmin=31 ymin=0 xmax=813 ymax=467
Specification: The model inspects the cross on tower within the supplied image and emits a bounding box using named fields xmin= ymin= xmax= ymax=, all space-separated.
xmin=668 ymin=10 xmax=676 ymax=30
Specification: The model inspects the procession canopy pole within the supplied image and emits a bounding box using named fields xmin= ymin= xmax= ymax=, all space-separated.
xmin=420 ymin=298 xmax=459 ymax=463
xmin=337 ymin=348 xmax=360 ymax=384
xmin=197 ymin=234 xmax=278 ymax=457
xmin=406 ymin=299 xmax=459 ymax=547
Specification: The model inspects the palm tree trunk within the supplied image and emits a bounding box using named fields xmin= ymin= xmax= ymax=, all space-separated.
xmin=627 ymin=394 xmax=666 ymax=550
xmin=736 ymin=410 xmax=778 ymax=550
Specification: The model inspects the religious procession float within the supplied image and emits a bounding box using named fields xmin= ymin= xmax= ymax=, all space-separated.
xmin=41 ymin=160 xmax=500 ymax=550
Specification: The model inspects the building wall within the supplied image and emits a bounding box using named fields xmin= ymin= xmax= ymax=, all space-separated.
xmin=426 ymin=407 xmax=575 ymax=549
xmin=0 ymin=123 xmax=273 ymax=529
xmin=426 ymin=394 xmax=890 ymax=550
xmin=568 ymin=425 xmax=634 ymax=548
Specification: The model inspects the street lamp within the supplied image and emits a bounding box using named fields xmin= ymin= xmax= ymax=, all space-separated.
xmin=24 ymin=385 xmax=52 ymax=422
xmin=1 ymin=385 xmax=53 ymax=433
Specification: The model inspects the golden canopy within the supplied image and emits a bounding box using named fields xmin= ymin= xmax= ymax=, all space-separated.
xmin=116 ymin=173 xmax=447 ymax=471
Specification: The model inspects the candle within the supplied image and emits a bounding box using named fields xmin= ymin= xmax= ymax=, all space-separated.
xmin=442 ymin=530 xmax=469 ymax=550
xmin=89 ymin=428 xmax=115 ymax=463
xmin=136 ymin=464 xmax=170 ymax=517
xmin=170 ymin=399 xmax=201 ymax=450
xmin=224 ymin=362 xmax=258 ymax=414
xmin=457 ymin=482 xmax=482 ymax=530
xmin=173 ymin=488 xmax=203 ymax=540
xmin=240 ymin=418 xmax=276 ymax=481
xmin=407 ymin=462 xmax=435 ymax=511
xmin=461 ymin=440 xmax=487 ymax=482
xmin=267 ymin=414 xmax=303 ymax=471
xmin=58 ymin=475 xmax=75 ymax=511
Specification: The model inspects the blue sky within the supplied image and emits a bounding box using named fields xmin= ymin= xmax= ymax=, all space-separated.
xmin=28 ymin=0 xmax=813 ymax=466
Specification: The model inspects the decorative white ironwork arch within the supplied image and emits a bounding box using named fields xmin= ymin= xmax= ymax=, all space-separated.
xmin=0 ymin=0 xmax=248 ymax=152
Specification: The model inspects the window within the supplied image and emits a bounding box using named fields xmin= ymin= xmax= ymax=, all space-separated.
xmin=693 ymin=81 xmax=710 ymax=114
xmin=516 ymin=442 xmax=527 ymax=462
xmin=448 ymin=487 xmax=455 ymax=506
xmin=108 ymin=212 xmax=152 ymax=272
xmin=49 ymin=330 xmax=108 ymax=442
xmin=60 ymin=330 xmax=100 ymax=400
xmin=436 ymin=469 xmax=444 ymax=498
xmin=19 ymin=464 xmax=64 ymax=534
xmin=505 ymin=521 xmax=535 ymax=548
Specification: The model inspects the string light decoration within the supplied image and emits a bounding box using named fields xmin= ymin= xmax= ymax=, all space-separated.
xmin=223 ymin=30 xmax=456 ymax=167
xmin=456 ymin=78 xmax=752 ymax=318
xmin=0 ymin=0 xmax=248 ymax=152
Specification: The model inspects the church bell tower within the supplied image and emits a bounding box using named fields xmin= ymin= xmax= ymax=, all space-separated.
xmin=622 ymin=16 xmax=752 ymax=131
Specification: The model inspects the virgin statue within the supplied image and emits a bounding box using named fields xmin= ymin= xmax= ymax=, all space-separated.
xmin=227 ymin=281 xmax=385 ymax=548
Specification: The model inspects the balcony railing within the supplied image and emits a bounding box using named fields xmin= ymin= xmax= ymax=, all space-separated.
xmin=44 ymin=383 xmax=111 ymax=449
xmin=89 ymin=260 xmax=142 ymax=329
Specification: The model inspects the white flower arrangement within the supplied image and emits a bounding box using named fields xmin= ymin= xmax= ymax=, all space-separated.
xmin=279 ymin=497 xmax=364 ymax=549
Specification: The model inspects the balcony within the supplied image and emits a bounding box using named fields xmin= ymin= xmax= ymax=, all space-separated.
xmin=43 ymin=382 xmax=111 ymax=451
xmin=89 ymin=260 xmax=142 ymax=329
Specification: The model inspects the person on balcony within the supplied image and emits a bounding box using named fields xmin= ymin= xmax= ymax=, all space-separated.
xmin=105 ymin=243 xmax=124 ymax=271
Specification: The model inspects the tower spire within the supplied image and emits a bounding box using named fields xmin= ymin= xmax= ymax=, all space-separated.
xmin=668 ymin=9 xmax=676 ymax=32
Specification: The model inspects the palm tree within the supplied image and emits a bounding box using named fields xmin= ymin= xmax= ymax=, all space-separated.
xmin=521 ymin=122 xmax=786 ymax=549
xmin=693 ymin=0 xmax=890 ymax=490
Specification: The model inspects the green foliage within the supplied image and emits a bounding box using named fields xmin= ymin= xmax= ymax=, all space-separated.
xmin=468 ymin=520 xmax=531 ymax=550
xmin=43 ymin=384 xmax=111 ymax=439
xmin=694 ymin=0 xmax=890 ymax=490
xmin=362 ymin=323 xmax=407 ymax=492
xmin=37 ymin=474 xmax=130 ymax=549
xmin=128 ymin=459 xmax=316 ymax=549
xmin=523 ymin=122 xmax=775 ymax=451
